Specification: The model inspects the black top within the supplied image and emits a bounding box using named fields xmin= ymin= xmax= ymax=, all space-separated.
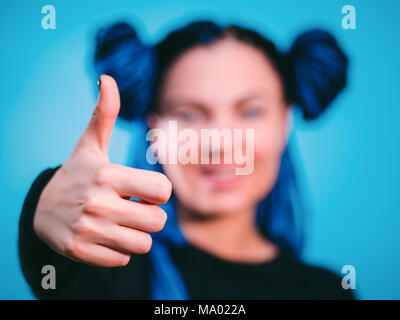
xmin=18 ymin=167 xmax=355 ymax=300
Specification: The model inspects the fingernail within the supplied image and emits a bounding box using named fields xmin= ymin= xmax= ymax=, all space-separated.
xmin=97 ymin=78 xmax=101 ymax=90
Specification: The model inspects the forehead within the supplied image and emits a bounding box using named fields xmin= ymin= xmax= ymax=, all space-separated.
xmin=159 ymin=38 xmax=284 ymax=105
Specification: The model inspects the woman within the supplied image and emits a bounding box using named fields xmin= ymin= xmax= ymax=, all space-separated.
xmin=19 ymin=20 xmax=353 ymax=299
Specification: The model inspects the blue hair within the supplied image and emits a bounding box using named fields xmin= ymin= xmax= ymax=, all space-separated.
xmin=93 ymin=20 xmax=348 ymax=299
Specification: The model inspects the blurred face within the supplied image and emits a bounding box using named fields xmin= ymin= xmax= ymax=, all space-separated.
xmin=149 ymin=38 xmax=290 ymax=216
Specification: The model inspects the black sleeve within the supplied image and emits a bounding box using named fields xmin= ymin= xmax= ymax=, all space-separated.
xmin=307 ymin=266 xmax=357 ymax=300
xmin=293 ymin=262 xmax=357 ymax=300
xmin=18 ymin=167 xmax=151 ymax=299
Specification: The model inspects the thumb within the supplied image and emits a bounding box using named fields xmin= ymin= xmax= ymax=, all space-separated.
xmin=78 ymin=75 xmax=120 ymax=155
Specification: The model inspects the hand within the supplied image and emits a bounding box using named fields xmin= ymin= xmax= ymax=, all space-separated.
xmin=33 ymin=75 xmax=172 ymax=267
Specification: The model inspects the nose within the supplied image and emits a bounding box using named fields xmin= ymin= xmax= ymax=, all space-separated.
xmin=201 ymin=114 xmax=234 ymax=165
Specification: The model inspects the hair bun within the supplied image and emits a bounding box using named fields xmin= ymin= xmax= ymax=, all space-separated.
xmin=94 ymin=22 xmax=155 ymax=120
xmin=288 ymin=30 xmax=348 ymax=120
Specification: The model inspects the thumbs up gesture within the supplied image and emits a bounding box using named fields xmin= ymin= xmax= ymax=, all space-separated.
xmin=33 ymin=75 xmax=172 ymax=267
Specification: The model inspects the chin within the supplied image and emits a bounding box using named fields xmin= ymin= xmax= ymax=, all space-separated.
xmin=187 ymin=190 xmax=257 ymax=216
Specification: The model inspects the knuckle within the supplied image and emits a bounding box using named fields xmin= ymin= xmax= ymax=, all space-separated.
xmin=81 ymin=192 xmax=100 ymax=214
xmin=64 ymin=236 xmax=84 ymax=259
xmin=71 ymin=216 xmax=95 ymax=236
xmin=93 ymin=166 xmax=111 ymax=187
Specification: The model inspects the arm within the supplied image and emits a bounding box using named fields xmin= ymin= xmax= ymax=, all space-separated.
xmin=18 ymin=75 xmax=169 ymax=299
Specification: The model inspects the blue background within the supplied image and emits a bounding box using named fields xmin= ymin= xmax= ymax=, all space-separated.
xmin=1 ymin=0 xmax=399 ymax=299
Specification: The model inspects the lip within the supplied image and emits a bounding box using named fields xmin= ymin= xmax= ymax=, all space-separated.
xmin=199 ymin=164 xmax=244 ymax=190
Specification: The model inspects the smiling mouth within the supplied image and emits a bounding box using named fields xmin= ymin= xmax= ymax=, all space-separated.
xmin=200 ymin=164 xmax=243 ymax=189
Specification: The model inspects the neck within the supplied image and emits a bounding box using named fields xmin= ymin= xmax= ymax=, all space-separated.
xmin=177 ymin=204 xmax=279 ymax=264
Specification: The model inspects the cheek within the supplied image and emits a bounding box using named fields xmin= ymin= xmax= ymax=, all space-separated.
xmin=248 ymin=118 xmax=288 ymax=196
xmin=251 ymin=151 xmax=281 ymax=201
xmin=253 ymin=116 xmax=287 ymax=157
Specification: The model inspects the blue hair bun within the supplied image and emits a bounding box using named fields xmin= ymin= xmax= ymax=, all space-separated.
xmin=94 ymin=22 xmax=155 ymax=120
xmin=288 ymin=30 xmax=348 ymax=120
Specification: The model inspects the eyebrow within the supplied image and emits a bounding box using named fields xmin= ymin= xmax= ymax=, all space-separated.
xmin=234 ymin=90 xmax=271 ymax=106
xmin=160 ymin=98 xmax=210 ymax=114
xmin=159 ymin=89 xmax=271 ymax=112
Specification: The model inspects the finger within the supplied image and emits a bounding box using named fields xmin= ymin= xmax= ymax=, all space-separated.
xmin=97 ymin=224 xmax=153 ymax=255
xmin=107 ymin=164 xmax=172 ymax=204
xmin=86 ymin=193 xmax=167 ymax=233
xmin=72 ymin=242 xmax=131 ymax=267
xmin=78 ymin=74 xmax=120 ymax=154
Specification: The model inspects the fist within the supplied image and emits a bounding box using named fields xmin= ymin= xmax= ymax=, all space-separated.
xmin=33 ymin=75 xmax=172 ymax=267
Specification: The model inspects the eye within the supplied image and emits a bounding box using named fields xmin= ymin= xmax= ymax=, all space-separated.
xmin=240 ymin=106 xmax=264 ymax=118
xmin=174 ymin=109 xmax=202 ymax=122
